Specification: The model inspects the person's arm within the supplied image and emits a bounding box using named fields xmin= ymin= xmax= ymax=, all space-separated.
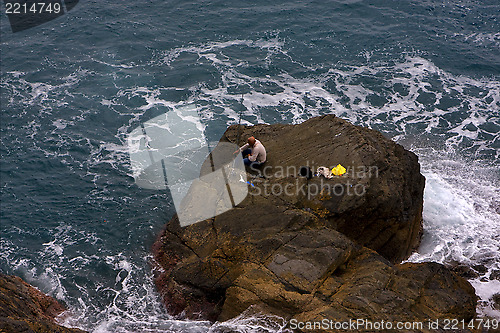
xmin=233 ymin=143 xmax=249 ymax=154
xmin=248 ymin=145 xmax=262 ymax=161
xmin=240 ymin=143 xmax=249 ymax=151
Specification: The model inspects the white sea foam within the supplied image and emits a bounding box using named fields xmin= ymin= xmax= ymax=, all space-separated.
xmin=146 ymin=42 xmax=499 ymax=162
xmin=1 ymin=220 xmax=212 ymax=332
xmin=210 ymin=306 xmax=291 ymax=333
xmin=463 ymin=32 xmax=500 ymax=48
xmin=407 ymin=148 xmax=500 ymax=319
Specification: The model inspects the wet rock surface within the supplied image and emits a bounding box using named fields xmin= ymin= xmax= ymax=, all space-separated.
xmin=153 ymin=115 xmax=477 ymax=328
xmin=0 ymin=273 xmax=85 ymax=333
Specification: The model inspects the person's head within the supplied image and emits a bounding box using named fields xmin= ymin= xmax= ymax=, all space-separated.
xmin=247 ymin=136 xmax=256 ymax=147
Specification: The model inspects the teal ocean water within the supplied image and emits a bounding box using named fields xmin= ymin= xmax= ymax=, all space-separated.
xmin=1 ymin=1 xmax=499 ymax=331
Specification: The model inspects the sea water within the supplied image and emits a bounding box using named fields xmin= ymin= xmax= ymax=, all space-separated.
xmin=1 ymin=0 xmax=499 ymax=331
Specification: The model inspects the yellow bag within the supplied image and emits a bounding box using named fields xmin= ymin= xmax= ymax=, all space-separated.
xmin=331 ymin=164 xmax=346 ymax=176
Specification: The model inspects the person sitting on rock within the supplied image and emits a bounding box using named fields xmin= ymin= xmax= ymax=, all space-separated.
xmin=234 ymin=136 xmax=266 ymax=168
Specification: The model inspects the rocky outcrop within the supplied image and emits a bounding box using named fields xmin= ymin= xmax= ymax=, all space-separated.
xmin=0 ymin=273 xmax=85 ymax=333
xmin=220 ymin=114 xmax=425 ymax=263
xmin=153 ymin=115 xmax=477 ymax=327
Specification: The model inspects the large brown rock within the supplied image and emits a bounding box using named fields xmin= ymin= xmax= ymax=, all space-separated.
xmin=220 ymin=114 xmax=425 ymax=263
xmin=0 ymin=273 xmax=86 ymax=333
xmin=153 ymin=115 xmax=477 ymax=327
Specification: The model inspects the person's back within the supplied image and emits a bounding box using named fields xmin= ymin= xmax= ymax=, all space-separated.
xmin=248 ymin=139 xmax=266 ymax=163
xmin=235 ymin=136 xmax=266 ymax=167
